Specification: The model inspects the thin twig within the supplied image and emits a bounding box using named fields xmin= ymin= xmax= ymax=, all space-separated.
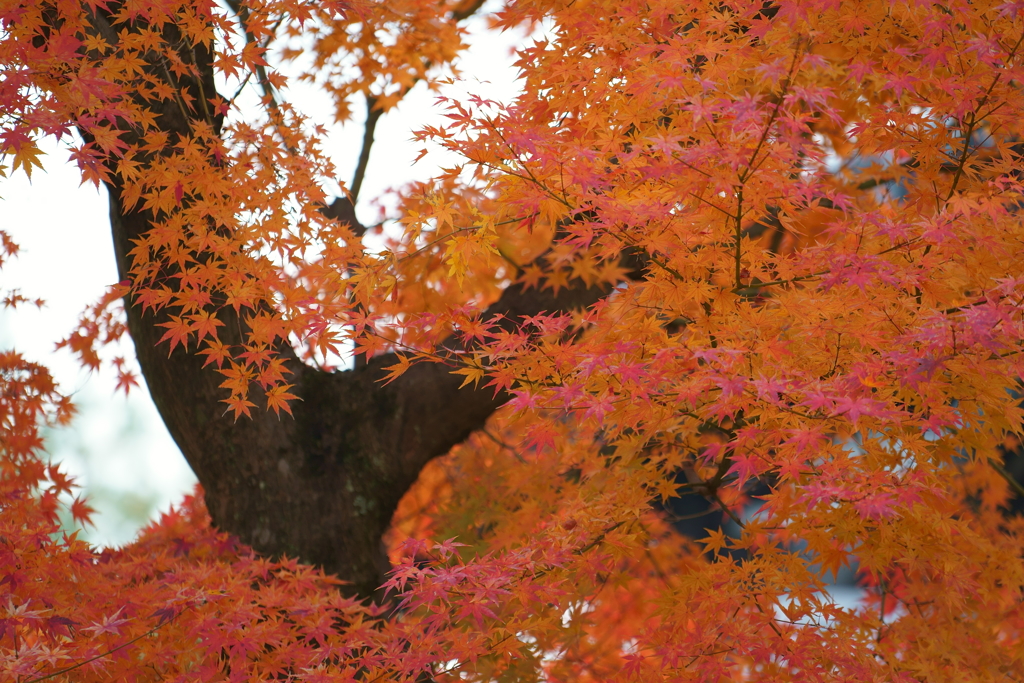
xmin=740 ymin=40 xmax=803 ymax=183
xmin=945 ymin=32 xmax=1024 ymax=201
xmin=481 ymin=427 xmax=527 ymax=463
xmin=714 ymin=492 xmax=745 ymax=529
xmin=346 ymin=0 xmax=489 ymax=200
xmin=24 ymin=609 xmax=186 ymax=683
xmin=351 ymin=96 xmax=384 ymax=203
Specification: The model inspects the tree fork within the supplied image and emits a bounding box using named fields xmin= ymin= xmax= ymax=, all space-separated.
xmin=110 ymin=186 xmax=634 ymax=597
xmin=74 ymin=5 xmax=646 ymax=598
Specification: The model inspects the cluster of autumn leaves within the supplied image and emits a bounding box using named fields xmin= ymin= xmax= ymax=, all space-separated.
xmin=4 ymin=0 xmax=1024 ymax=679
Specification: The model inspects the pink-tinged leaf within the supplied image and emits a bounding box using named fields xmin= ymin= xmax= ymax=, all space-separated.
xmin=83 ymin=609 xmax=129 ymax=636
xmin=726 ymin=451 xmax=764 ymax=487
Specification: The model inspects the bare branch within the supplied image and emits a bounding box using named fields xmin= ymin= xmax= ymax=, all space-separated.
xmin=351 ymin=96 xmax=383 ymax=204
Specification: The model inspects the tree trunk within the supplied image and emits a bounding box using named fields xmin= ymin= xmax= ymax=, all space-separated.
xmin=66 ymin=3 xmax=636 ymax=598
xmin=110 ymin=178 xmax=623 ymax=596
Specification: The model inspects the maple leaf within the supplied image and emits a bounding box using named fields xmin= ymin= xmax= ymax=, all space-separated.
xmin=114 ymin=368 xmax=140 ymax=395
xmin=197 ymin=338 xmax=232 ymax=368
xmin=452 ymin=359 xmax=487 ymax=389
xmin=149 ymin=606 xmax=178 ymax=627
xmin=701 ymin=527 xmax=730 ymax=555
xmin=381 ymin=354 xmax=412 ymax=385
xmin=68 ymin=144 xmax=111 ymax=187
xmin=726 ymin=451 xmax=765 ymax=488
xmin=68 ymin=496 xmax=96 ymax=526
xmin=9 ymin=141 xmax=45 ymax=179
xmin=222 ymin=395 xmax=257 ymax=420
xmin=83 ymin=609 xmax=129 ymax=637
xmin=265 ymin=384 xmax=299 ymax=416
xmin=156 ymin=315 xmax=192 ymax=354
xmin=188 ymin=309 xmax=224 ymax=342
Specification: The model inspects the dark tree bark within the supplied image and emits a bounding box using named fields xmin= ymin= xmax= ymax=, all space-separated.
xmin=76 ymin=5 xmax=635 ymax=599
xmin=113 ymin=177 xmax=620 ymax=598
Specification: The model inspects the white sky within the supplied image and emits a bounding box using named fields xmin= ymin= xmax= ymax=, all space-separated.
xmin=0 ymin=7 xmax=529 ymax=546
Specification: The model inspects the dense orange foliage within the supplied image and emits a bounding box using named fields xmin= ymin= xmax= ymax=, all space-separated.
xmin=3 ymin=0 xmax=1024 ymax=680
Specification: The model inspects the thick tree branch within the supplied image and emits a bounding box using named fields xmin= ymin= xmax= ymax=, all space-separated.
xmin=112 ymin=190 xmax=623 ymax=599
xmin=71 ymin=2 xmax=640 ymax=599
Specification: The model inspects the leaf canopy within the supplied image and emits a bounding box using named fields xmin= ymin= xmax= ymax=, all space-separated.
xmin=2 ymin=0 xmax=1024 ymax=680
